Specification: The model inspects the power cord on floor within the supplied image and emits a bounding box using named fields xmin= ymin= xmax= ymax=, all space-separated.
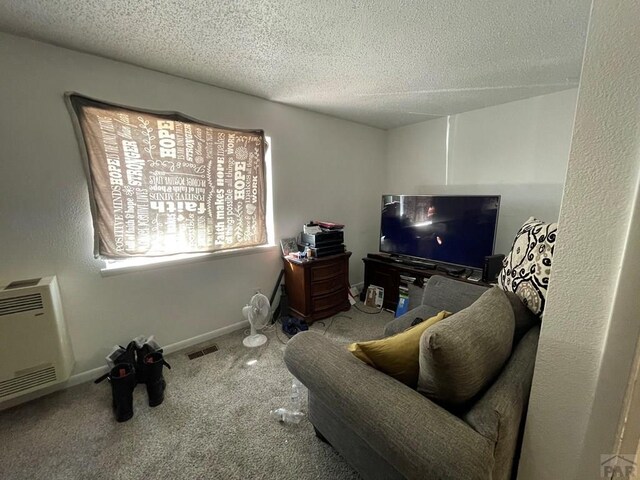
xmin=272 ymin=318 xmax=289 ymax=345
xmin=313 ymin=317 xmax=334 ymax=335
xmin=313 ymin=313 xmax=352 ymax=336
xmin=267 ymin=312 xmax=351 ymax=342
xmin=263 ymin=300 xmax=379 ymax=343
xmin=353 ymin=303 xmax=384 ymax=315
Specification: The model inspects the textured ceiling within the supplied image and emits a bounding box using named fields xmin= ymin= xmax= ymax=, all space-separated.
xmin=0 ymin=1 xmax=591 ymax=129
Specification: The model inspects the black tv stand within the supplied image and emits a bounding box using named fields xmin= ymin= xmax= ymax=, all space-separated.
xmin=388 ymin=255 xmax=435 ymax=269
xmin=361 ymin=253 xmax=487 ymax=310
xmin=436 ymin=264 xmax=466 ymax=275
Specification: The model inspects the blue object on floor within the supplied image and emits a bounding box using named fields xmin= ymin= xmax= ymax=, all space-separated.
xmin=292 ymin=317 xmax=309 ymax=332
xmin=282 ymin=317 xmax=309 ymax=337
xmin=282 ymin=317 xmax=299 ymax=337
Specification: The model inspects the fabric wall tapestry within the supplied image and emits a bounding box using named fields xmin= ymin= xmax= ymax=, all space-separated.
xmin=67 ymin=94 xmax=267 ymax=258
xmin=497 ymin=217 xmax=557 ymax=316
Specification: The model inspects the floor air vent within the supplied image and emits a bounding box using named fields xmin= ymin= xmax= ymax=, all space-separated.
xmin=187 ymin=344 xmax=219 ymax=360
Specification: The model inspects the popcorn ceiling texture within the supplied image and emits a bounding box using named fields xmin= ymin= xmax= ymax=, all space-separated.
xmin=0 ymin=0 xmax=590 ymax=129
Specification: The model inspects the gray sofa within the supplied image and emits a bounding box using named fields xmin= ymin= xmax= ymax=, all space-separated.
xmin=284 ymin=275 xmax=540 ymax=480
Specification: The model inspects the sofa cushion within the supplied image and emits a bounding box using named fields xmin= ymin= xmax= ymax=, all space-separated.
xmin=417 ymin=287 xmax=515 ymax=406
xmin=498 ymin=217 xmax=557 ymax=316
xmin=348 ymin=310 xmax=451 ymax=388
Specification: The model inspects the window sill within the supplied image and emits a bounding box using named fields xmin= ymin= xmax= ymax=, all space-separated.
xmin=100 ymin=244 xmax=279 ymax=277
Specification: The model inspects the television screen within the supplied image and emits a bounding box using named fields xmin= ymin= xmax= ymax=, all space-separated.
xmin=380 ymin=195 xmax=500 ymax=269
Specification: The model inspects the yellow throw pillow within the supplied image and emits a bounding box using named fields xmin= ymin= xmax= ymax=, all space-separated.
xmin=348 ymin=311 xmax=451 ymax=388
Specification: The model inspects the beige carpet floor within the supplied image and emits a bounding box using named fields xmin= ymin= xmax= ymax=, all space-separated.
xmin=0 ymin=304 xmax=393 ymax=480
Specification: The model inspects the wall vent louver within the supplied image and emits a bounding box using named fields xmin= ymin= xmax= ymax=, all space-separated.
xmin=0 ymin=293 xmax=44 ymax=316
xmin=0 ymin=366 xmax=57 ymax=398
xmin=0 ymin=276 xmax=74 ymax=403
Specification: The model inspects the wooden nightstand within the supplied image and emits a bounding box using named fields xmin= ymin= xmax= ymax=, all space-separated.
xmin=283 ymin=252 xmax=351 ymax=323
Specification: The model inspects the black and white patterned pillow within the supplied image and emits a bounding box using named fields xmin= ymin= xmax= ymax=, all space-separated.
xmin=498 ymin=217 xmax=557 ymax=316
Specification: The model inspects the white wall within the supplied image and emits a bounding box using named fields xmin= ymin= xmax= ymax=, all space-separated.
xmin=518 ymin=0 xmax=640 ymax=478
xmin=0 ymin=33 xmax=386 ymax=377
xmin=386 ymin=89 xmax=578 ymax=254
xmin=385 ymin=116 xmax=448 ymax=193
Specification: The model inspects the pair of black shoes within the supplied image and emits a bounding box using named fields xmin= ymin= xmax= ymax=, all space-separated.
xmin=282 ymin=317 xmax=309 ymax=337
xmin=96 ymin=340 xmax=171 ymax=422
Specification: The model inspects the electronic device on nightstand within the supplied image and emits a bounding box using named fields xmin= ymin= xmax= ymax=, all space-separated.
xmin=300 ymin=229 xmax=345 ymax=258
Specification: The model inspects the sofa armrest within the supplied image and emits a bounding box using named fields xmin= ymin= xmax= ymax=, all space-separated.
xmin=463 ymin=326 xmax=541 ymax=480
xmin=284 ymin=331 xmax=494 ymax=479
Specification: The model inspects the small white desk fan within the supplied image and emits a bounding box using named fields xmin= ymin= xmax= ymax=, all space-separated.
xmin=242 ymin=292 xmax=270 ymax=347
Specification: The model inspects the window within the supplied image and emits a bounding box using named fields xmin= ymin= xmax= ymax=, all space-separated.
xmin=67 ymin=94 xmax=268 ymax=259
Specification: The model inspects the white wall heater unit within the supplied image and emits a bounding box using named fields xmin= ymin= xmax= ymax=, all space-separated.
xmin=0 ymin=276 xmax=74 ymax=401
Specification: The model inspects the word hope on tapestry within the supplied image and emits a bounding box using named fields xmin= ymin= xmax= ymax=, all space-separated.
xmin=68 ymin=94 xmax=267 ymax=258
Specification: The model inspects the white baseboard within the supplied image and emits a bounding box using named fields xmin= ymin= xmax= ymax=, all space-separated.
xmin=70 ymin=319 xmax=248 ymax=384
xmin=162 ymin=319 xmax=249 ymax=356
xmin=0 ymin=320 xmax=249 ymax=411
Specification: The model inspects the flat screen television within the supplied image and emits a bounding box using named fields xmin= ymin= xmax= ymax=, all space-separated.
xmin=379 ymin=195 xmax=500 ymax=269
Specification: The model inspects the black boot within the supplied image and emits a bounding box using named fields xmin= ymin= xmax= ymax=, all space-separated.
xmin=109 ymin=363 xmax=136 ymax=422
xmin=142 ymin=351 xmax=171 ymax=407
xmin=97 ymin=341 xmax=137 ymax=383
xmin=135 ymin=342 xmax=155 ymax=384
xmin=120 ymin=341 xmax=137 ymax=366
